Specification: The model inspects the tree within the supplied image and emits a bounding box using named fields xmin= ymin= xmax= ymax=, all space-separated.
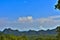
xmin=56 ymin=26 xmax=60 ymax=40
xmin=55 ymin=0 xmax=60 ymax=10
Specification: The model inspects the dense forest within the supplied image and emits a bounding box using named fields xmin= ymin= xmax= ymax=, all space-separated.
xmin=0 ymin=26 xmax=60 ymax=40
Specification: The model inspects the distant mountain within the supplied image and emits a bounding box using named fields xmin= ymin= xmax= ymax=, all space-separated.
xmin=3 ymin=28 xmax=21 ymax=36
xmin=2 ymin=28 xmax=57 ymax=36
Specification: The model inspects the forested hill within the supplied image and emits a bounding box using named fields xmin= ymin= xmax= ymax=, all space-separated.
xmin=0 ymin=28 xmax=58 ymax=40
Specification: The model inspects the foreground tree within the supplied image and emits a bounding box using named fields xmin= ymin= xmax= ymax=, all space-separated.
xmin=55 ymin=0 xmax=60 ymax=10
xmin=56 ymin=26 xmax=60 ymax=40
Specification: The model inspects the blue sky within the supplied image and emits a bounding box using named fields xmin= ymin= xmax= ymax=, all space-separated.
xmin=0 ymin=0 xmax=60 ymax=31
xmin=0 ymin=0 xmax=59 ymax=18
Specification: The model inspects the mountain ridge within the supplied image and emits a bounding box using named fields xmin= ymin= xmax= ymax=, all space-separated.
xmin=0 ymin=28 xmax=57 ymax=36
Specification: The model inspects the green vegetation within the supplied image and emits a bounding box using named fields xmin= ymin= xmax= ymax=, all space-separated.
xmin=0 ymin=26 xmax=60 ymax=40
xmin=0 ymin=34 xmax=57 ymax=40
xmin=56 ymin=26 xmax=60 ymax=40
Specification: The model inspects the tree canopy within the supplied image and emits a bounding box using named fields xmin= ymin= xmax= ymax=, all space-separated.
xmin=55 ymin=0 xmax=60 ymax=10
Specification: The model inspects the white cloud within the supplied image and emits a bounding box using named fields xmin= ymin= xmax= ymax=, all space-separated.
xmin=17 ymin=15 xmax=60 ymax=30
xmin=37 ymin=15 xmax=60 ymax=29
xmin=18 ymin=16 xmax=33 ymax=22
xmin=0 ymin=15 xmax=60 ymax=31
xmin=27 ymin=16 xmax=32 ymax=20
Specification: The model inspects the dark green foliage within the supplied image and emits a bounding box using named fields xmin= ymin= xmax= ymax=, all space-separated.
xmin=55 ymin=0 xmax=60 ymax=10
xmin=56 ymin=26 xmax=60 ymax=40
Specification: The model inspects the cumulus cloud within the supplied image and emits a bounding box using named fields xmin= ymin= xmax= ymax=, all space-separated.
xmin=18 ymin=16 xmax=33 ymax=22
xmin=0 ymin=15 xmax=60 ymax=31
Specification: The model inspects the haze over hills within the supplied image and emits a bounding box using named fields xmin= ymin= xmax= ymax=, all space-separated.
xmin=0 ymin=28 xmax=57 ymax=36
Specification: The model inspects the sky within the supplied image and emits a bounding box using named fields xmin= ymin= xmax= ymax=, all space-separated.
xmin=0 ymin=0 xmax=60 ymax=31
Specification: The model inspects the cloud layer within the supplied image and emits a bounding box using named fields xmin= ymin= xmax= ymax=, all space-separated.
xmin=0 ymin=15 xmax=60 ymax=31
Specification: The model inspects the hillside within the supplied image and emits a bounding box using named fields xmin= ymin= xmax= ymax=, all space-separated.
xmin=0 ymin=28 xmax=58 ymax=40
